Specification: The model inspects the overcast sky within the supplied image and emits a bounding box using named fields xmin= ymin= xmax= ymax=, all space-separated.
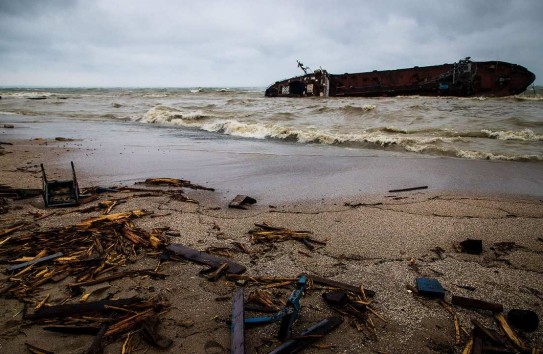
xmin=1 ymin=0 xmax=541 ymax=87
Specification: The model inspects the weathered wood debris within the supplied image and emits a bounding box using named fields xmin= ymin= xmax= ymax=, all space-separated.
xmin=0 ymin=210 xmax=167 ymax=299
xmin=136 ymin=177 xmax=215 ymax=191
xmin=248 ymin=223 xmax=327 ymax=250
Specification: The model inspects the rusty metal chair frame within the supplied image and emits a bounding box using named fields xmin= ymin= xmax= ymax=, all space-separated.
xmin=41 ymin=161 xmax=80 ymax=207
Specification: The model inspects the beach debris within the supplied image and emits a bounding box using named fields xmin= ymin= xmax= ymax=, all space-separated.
xmin=471 ymin=319 xmax=505 ymax=346
xmin=246 ymin=289 xmax=281 ymax=311
xmin=321 ymin=287 xmax=383 ymax=339
xmin=0 ymin=209 xmax=166 ymax=299
xmin=245 ymin=275 xmax=307 ymax=341
xmin=165 ymin=244 xmax=246 ymax=274
xmin=41 ymin=161 xmax=80 ymax=207
xmin=507 ymin=309 xmax=539 ymax=332
xmin=459 ymin=239 xmax=483 ymax=254
xmin=495 ymin=313 xmax=529 ymax=351
xmin=5 ymin=252 xmax=63 ymax=273
xmin=415 ymin=277 xmax=445 ymax=299
xmin=137 ymin=177 xmax=215 ymax=191
xmin=26 ymin=298 xmax=143 ymax=320
xmin=226 ymin=274 xmax=298 ymax=289
xmin=0 ymin=184 xmax=43 ymax=199
xmin=248 ymin=223 xmax=327 ymax=251
xmin=3 ymin=124 xmax=14 ymax=128
xmin=231 ymin=288 xmax=245 ymax=354
xmin=25 ymin=342 xmax=54 ymax=354
xmin=455 ymin=284 xmax=476 ymax=292
xmin=439 ymin=300 xmax=461 ymax=345
xmin=388 ymin=185 xmax=428 ymax=193
xmin=462 ymin=335 xmax=474 ymax=354
xmin=269 ymin=316 xmax=343 ymax=354
xmin=27 ymin=96 xmax=47 ymax=100
xmin=0 ymin=221 xmax=28 ymax=237
xmin=451 ymin=295 xmax=503 ymax=313
xmin=323 ymin=291 xmax=349 ymax=307
xmin=26 ymin=297 xmax=170 ymax=352
xmin=229 ymin=195 xmax=257 ymax=209
xmin=55 ymin=137 xmax=75 ymax=142
xmin=306 ymin=274 xmax=375 ymax=297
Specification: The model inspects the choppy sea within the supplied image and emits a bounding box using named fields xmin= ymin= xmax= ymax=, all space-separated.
xmin=1 ymin=87 xmax=542 ymax=161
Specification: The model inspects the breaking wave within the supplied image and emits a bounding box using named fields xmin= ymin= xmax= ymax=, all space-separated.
xmin=139 ymin=105 xmax=211 ymax=124
xmin=481 ymin=129 xmax=543 ymax=141
xmin=313 ymin=104 xmax=376 ymax=114
xmin=137 ymin=105 xmax=543 ymax=162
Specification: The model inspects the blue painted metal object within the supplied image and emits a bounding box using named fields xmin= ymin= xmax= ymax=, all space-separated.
xmin=244 ymin=275 xmax=307 ymax=339
xmin=416 ymin=277 xmax=445 ymax=299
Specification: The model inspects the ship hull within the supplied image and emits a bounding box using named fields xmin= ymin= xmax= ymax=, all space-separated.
xmin=265 ymin=60 xmax=536 ymax=98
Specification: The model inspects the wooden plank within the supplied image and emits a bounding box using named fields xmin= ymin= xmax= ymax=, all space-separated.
xmin=452 ymin=295 xmax=503 ymax=313
xmin=166 ymin=244 xmax=246 ymax=274
xmin=231 ymin=288 xmax=245 ymax=354
xmin=229 ymin=195 xmax=256 ymax=209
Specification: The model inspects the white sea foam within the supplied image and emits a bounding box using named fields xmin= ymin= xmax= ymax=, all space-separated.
xmin=0 ymin=91 xmax=56 ymax=98
xmin=139 ymin=106 xmax=209 ymax=124
xmin=140 ymin=106 xmax=458 ymax=152
xmin=456 ymin=149 xmax=542 ymax=161
xmin=481 ymin=128 xmax=543 ymax=141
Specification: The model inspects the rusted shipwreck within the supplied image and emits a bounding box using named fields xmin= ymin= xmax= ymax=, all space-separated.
xmin=265 ymin=58 xmax=535 ymax=98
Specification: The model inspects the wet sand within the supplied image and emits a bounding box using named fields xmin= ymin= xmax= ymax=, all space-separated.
xmin=0 ymin=120 xmax=542 ymax=353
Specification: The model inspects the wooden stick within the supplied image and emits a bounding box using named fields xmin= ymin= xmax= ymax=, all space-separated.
xmin=495 ymin=313 xmax=528 ymax=351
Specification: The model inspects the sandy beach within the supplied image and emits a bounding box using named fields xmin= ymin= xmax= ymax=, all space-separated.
xmin=0 ymin=118 xmax=542 ymax=354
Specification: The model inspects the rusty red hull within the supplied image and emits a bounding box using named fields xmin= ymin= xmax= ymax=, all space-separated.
xmin=265 ymin=59 xmax=535 ymax=98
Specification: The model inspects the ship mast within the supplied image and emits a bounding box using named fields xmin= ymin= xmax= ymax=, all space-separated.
xmin=297 ymin=60 xmax=310 ymax=75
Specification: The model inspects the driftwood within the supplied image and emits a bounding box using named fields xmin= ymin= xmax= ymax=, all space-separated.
xmin=166 ymin=244 xmax=246 ymax=274
xmin=231 ymin=288 xmax=245 ymax=354
xmin=494 ymin=313 xmax=529 ymax=351
xmin=451 ymin=295 xmax=503 ymax=313
xmin=137 ymin=178 xmax=215 ymax=191
xmin=0 ymin=221 xmax=28 ymax=237
xmin=0 ymin=209 xmax=168 ymax=299
xmin=269 ymin=316 xmax=343 ymax=354
xmin=388 ymin=186 xmax=428 ymax=193
xmin=249 ymin=223 xmax=327 ymax=251
xmin=306 ymin=274 xmax=375 ymax=297
xmin=27 ymin=298 xmax=143 ymax=320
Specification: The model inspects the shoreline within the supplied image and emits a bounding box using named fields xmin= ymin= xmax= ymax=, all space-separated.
xmin=1 ymin=123 xmax=542 ymax=353
xmin=1 ymin=117 xmax=542 ymax=204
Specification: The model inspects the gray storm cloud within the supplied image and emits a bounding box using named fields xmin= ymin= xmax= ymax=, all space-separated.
xmin=0 ymin=0 xmax=541 ymax=87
